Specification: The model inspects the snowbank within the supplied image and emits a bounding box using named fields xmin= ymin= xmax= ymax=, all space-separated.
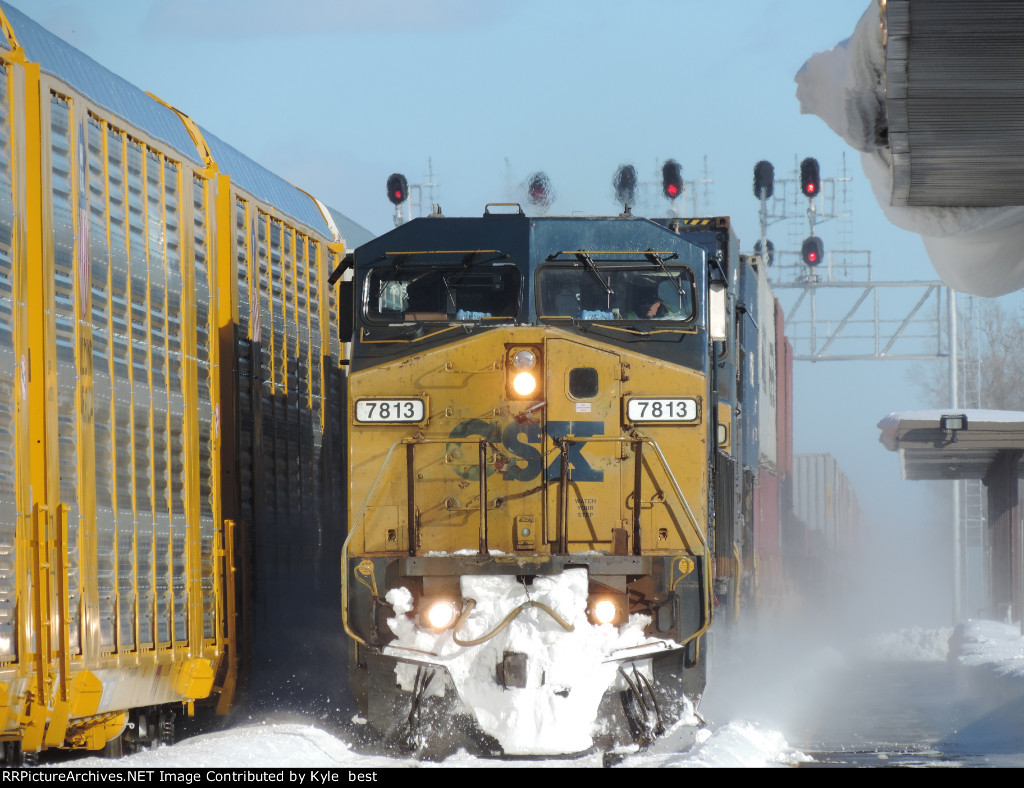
xmin=62 ymin=723 xmax=397 ymax=769
xmin=796 ymin=0 xmax=1024 ymax=297
xmin=950 ymin=619 xmax=1024 ymax=677
xmin=641 ymin=722 xmax=812 ymax=768
xmin=866 ymin=626 xmax=952 ymax=662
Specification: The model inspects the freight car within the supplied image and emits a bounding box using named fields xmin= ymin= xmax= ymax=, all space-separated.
xmin=0 ymin=2 xmax=370 ymax=762
xmin=657 ymin=221 xmax=794 ymax=618
xmin=337 ymin=206 xmax=793 ymax=756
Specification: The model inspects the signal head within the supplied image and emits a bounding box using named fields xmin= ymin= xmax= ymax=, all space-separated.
xmin=613 ymin=164 xmax=638 ymax=207
xmin=386 ymin=173 xmax=409 ymax=205
xmin=801 ymin=236 xmax=824 ymax=266
xmin=800 ymin=157 xmax=821 ymax=198
xmin=527 ymin=172 xmax=549 ymax=204
xmin=754 ymin=160 xmax=775 ymax=201
xmin=753 ymin=238 xmax=775 ymax=267
xmin=525 ymin=171 xmax=553 ymax=211
xmin=662 ymin=159 xmax=683 ymax=200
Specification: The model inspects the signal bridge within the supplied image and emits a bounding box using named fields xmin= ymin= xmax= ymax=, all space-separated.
xmin=772 ymin=272 xmax=951 ymax=363
xmin=754 ymin=156 xmax=958 ymax=365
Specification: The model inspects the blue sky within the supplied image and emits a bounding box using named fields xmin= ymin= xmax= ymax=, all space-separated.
xmin=17 ymin=0 xmax=985 ymax=624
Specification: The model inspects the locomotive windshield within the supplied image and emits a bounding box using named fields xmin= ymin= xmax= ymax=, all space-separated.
xmin=366 ymin=262 xmax=521 ymax=323
xmin=537 ymin=264 xmax=695 ymax=322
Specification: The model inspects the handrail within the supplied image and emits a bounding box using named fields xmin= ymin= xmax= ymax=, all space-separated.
xmin=341 ymin=436 xmax=490 ymax=645
xmin=341 ymin=439 xmax=406 ymax=645
xmin=342 ymin=432 xmax=713 ymax=647
xmin=552 ymin=433 xmax=713 ymax=643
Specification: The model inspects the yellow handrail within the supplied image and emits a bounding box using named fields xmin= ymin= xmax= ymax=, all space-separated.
xmin=341 ymin=433 xmax=713 ymax=648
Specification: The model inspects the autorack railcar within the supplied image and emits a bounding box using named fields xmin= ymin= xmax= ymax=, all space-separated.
xmin=0 ymin=1 xmax=368 ymax=761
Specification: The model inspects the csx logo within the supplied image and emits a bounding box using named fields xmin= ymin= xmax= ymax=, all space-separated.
xmin=447 ymin=419 xmax=604 ymax=482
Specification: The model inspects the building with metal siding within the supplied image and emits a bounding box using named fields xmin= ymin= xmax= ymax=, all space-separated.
xmin=0 ymin=1 xmax=371 ymax=756
xmin=884 ymin=0 xmax=1024 ymax=207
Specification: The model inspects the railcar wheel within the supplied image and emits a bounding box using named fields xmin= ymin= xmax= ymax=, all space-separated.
xmin=1 ymin=741 xmax=24 ymax=766
xmin=158 ymin=709 xmax=176 ymax=747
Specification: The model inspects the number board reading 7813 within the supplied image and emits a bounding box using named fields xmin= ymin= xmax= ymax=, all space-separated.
xmin=355 ymin=398 xmax=426 ymax=423
xmin=626 ymin=397 xmax=699 ymax=423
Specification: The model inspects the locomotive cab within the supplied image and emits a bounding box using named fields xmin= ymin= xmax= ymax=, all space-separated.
xmin=341 ymin=210 xmax=717 ymax=756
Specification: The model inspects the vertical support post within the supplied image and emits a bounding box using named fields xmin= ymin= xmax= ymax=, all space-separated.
xmin=985 ymin=450 xmax=1021 ymax=624
xmin=633 ymin=440 xmax=643 ymax=556
xmin=215 ymin=518 xmax=238 ymax=715
xmin=558 ymin=440 xmax=570 ymax=555
xmin=54 ymin=503 xmax=69 ymax=704
xmin=478 ymin=441 xmax=488 ymax=557
xmin=949 ymin=287 xmax=962 ymax=626
xmin=30 ymin=504 xmax=50 ymax=705
xmin=405 ymin=442 xmax=416 ymax=557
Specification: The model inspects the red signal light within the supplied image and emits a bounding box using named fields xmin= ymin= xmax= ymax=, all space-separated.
xmin=386 ymin=173 xmax=408 ymax=205
xmin=525 ymin=171 xmax=553 ymax=210
xmin=801 ymin=236 xmax=824 ymax=267
xmin=662 ymin=159 xmax=683 ymax=201
xmin=800 ymin=157 xmax=821 ymax=199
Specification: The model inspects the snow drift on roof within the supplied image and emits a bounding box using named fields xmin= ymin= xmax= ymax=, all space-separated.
xmin=795 ymin=0 xmax=1024 ymax=297
xmin=877 ymin=408 xmax=1024 ymax=451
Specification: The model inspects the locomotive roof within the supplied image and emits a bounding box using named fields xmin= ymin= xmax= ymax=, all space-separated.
xmin=354 ymin=212 xmax=708 ymax=271
xmin=0 ymin=1 xmax=374 ymax=249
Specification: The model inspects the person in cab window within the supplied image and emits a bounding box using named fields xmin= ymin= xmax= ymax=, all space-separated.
xmin=631 ymin=287 xmax=669 ymax=319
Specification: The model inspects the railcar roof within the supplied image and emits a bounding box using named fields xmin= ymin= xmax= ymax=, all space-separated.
xmin=0 ymin=1 xmax=374 ymax=248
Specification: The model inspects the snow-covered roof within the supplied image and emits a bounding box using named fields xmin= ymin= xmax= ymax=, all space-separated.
xmin=877 ymin=408 xmax=1024 ymax=480
xmin=796 ymin=0 xmax=1024 ymax=297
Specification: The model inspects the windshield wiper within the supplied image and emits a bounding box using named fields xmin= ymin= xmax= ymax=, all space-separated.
xmin=644 ymin=250 xmax=684 ymax=296
xmin=574 ymin=252 xmax=613 ymax=298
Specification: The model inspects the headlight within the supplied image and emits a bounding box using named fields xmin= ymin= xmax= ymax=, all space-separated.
xmin=425 ymin=600 xmax=458 ymax=630
xmin=593 ymin=599 xmax=618 ymax=625
xmin=513 ymin=350 xmax=536 ymax=370
xmin=507 ymin=346 xmax=542 ymax=399
xmin=512 ymin=371 xmax=537 ymax=396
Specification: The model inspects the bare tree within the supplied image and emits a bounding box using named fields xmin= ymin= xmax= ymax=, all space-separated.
xmin=911 ymin=301 xmax=1024 ymax=411
xmin=977 ymin=303 xmax=1024 ymax=410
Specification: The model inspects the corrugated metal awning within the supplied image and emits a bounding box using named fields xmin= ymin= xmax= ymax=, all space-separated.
xmin=885 ymin=0 xmax=1024 ymax=206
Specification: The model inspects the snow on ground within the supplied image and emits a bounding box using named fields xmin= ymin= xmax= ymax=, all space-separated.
xmin=865 ymin=626 xmax=953 ymax=663
xmin=952 ymin=620 xmax=1024 ymax=677
xmin=54 ymin=625 xmax=996 ymax=770
xmin=61 ymin=719 xmax=809 ymax=770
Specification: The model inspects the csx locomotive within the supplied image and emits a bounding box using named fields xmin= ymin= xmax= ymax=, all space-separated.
xmin=338 ymin=207 xmax=777 ymax=755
